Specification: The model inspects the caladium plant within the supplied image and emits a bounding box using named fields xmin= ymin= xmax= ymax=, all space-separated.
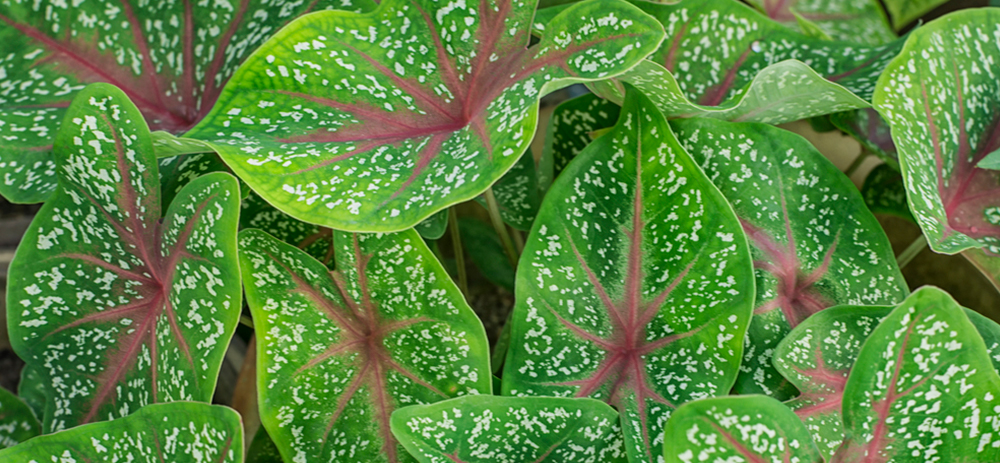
xmin=0 ymin=0 xmax=372 ymax=204
xmin=502 ymin=87 xmax=755 ymax=463
xmin=6 ymin=83 xmax=242 ymax=432
xmin=745 ymin=0 xmax=895 ymax=45
xmin=0 ymin=386 xmax=39 ymax=449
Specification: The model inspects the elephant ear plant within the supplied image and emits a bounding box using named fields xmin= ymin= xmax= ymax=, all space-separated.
xmin=3 ymin=1 xmax=1000 ymax=463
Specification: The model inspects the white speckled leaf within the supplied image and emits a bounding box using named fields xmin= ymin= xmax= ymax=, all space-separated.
xmin=834 ymin=286 xmax=1000 ymax=462
xmin=390 ymin=395 xmax=627 ymax=463
xmin=0 ymin=386 xmax=40 ymax=449
xmin=240 ymin=192 xmax=335 ymax=267
xmin=239 ymin=228 xmax=491 ymax=463
xmin=6 ymin=83 xmax=242 ymax=432
xmin=883 ymin=0 xmax=948 ymax=30
xmin=860 ymin=164 xmax=914 ymax=222
xmin=662 ymin=395 xmax=823 ymax=463
xmin=474 ymin=151 xmax=543 ymax=231
xmin=0 ymin=402 xmax=243 ymax=462
xmin=186 ymin=0 xmax=666 ymax=232
xmin=158 ymin=152 xmax=234 ymax=212
xmin=501 ymin=87 xmax=755 ymax=463
xmin=873 ymin=9 xmax=1000 ymax=256
xmin=670 ymin=118 xmax=908 ymax=400
xmin=539 ymin=92 xmax=620 ymax=183
xmin=773 ymin=305 xmax=892 ymax=460
xmin=746 ymin=0 xmax=895 ymax=45
xmin=586 ymin=0 xmax=906 ymax=125
xmin=0 ymin=0 xmax=373 ymax=204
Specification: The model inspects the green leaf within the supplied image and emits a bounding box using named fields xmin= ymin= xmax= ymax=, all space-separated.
xmin=6 ymin=84 xmax=242 ymax=432
xmin=0 ymin=0 xmax=373 ymax=204
xmin=830 ymin=109 xmax=899 ymax=168
xmin=977 ymin=148 xmax=1000 ymax=171
xmin=390 ymin=396 xmax=627 ymax=463
xmin=873 ymin=8 xmax=1000 ymax=255
xmin=0 ymin=402 xmax=243 ymax=462
xmin=586 ymin=0 xmax=906 ymax=125
xmin=861 ymin=164 xmax=914 ymax=222
xmin=834 ymin=286 xmax=1000 ymax=462
xmin=963 ymin=248 xmax=1000 ymax=297
xmin=0 ymin=386 xmax=40 ymax=449
xmin=240 ymin=192 xmax=335 ymax=267
xmin=247 ymin=427 xmax=284 ymax=463
xmin=16 ymin=364 xmax=45 ymax=423
xmin=157 ymin=152 xmax=234 ymax=212
xmin=458 ymin=218 xmax=515 ymax=291
xmin=502 ymin=87 xmax=754 ymax=463
xmin=746 ymin=0 xmax=895 ymax=45
xmin=883 ymin=0 xmax=948 ymax=30
xmin=670 ymin=118 xmax=908 ymax=400
xmin=539 ymin=93 xmax=620 ymax=185
xmin=151 ymin=132 xmax=216 ymax=158
xmin=416 ymin=209 xmax=449 ymax=240
xmin=186 ymin=0 xmax=666 ymax=232
xmin=474 ymin=152 xmax=543 ymax=231
xmin=662 ymin=395 xmax=823 ymax=463
xmin=239 ymin=228 xmax=492 ymax=463
xmin=773 ymin=305 xmax=893 ymax=460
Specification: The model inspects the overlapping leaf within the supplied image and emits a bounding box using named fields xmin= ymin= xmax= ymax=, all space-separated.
xmin=662 ymin=395 xmax=823 ymax=463
xmin=0 ymin=386 xmax=40 ymax=449
xmin=861 ymin=164 xmax=914 ymax=222
xmin=391 ymin=396 xmax=627 ymax=463
xmin=474 ymin=152 xmax=544 ymax=231
xmin=539 ymin=92 xmax=620 ymax=183
xmin=502 ymin=87 xmax=754 ymax=463
xmin=586 ymin=0 xmax=906 ymax=125
xmin=746 ymin=0 xmax=895 ymax=45
xmin=671 ymin=118 xmax=907 ymax=400
xmin=186 ymin=0 xmax=665 ymax=232
xmin=0 ymin=402 xmax=243 ymax=462
xmin=0 ymin=0 xmax=373 ymax=203
xmin=459 ymin=218 xmax=516 ymax=291
xmin=6 ymin=84 xmax=242 ymax=432
xmin=16 ymin=365 xmax=45 ymax=423
xmin=874 ymin=9 xmax=1000 ymax=255
xmin=883 ymin=0 xmax=949 ymax=29
xmin=416 ymin=209 xmax=449 ymax=240
xmin=830 ymin=109 xmax=898 ymax=168
xmin=834 ymin=287 xmax=1000 ymax=462
xmin=239 ymin=228 xmax=492 ymax=463
xmin=240 ymin=192 xmax=334 ymax=267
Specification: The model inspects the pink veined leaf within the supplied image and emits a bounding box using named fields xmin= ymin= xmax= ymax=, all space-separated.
xmin=874 ymin=8 xmax=1000 ymax=256
xmin=239 ymin=228 xmax=492 ymax=463
xmin=670 ymin=117 xmax=907 ymax=400
xmin=501 ymin=86 xmax=755 ymax=463
xmin=185 ymin=0 xmax=666 ymax=232
xmin=0 ymin=0 xmax=375 ymax=204
xmin=6 ymin=83 xmax=243 ymax=432
xmin=745 ymin=0 xmax=895 ymax=45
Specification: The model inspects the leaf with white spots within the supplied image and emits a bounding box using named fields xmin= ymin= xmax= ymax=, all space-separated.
xmin=586 ymin=0 xmax=906 ymax=125
xmin=882 ymin=0 xmax=948 ymax=30
xmin=662 ymin=395 xmax=823 ymax=463
xmin=416 ymin=209 xmax=449 ymax=240
xmin=873 ymin=9 xmax=1000 ymax=256
xmin=0 ymin=402 xmax=243 ymax=462
xmin=0 ymin=386 xmax=40 ymax=449
xmin=745 ymin=0 xmax=895 ymax=45
xmin=539 ymin=92 xmax=620 ymax=184
xmin=830 ymin=109 xmax=899 ymax=168
xmin=186 ymin=0 xmax=665 ymax=232
xmin=390 ymin=395 xmax=627 ymax=463
xmin=474 ymin=151 xmax=544 ymax=231
xmin=240 ymin=192 xmax=335 ymax=268
xmin=16 ymin=365 xmax=45 ymax=424
xmin=0 ymin=0 xmax=374 ymax=204
xmin=247 ymin=427 xmax=284 ymax=463
xmin=860 ymin=164 xmax=914 ymax=222
xmin=6 ymin=83 xmax=243 ymax=432
xmin=239 ymin=228 xmax=491 ymax=463
xmin=670 ymin=117 xmax=908 ymax=400
xmin=834 ymin=286 xmax=1000 ymax=462
xmin=158 ymin=152 xmax=235 ymax=212
xmin=501 ymin=86 xmax=755 ymax=463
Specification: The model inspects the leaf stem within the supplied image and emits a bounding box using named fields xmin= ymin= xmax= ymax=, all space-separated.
xmin=844 ymin=149 xmax=870 ymax=178
xmin=448 ymin=207 xmax=469 ymax=298
xmin=511 ymin=227 xmax=525 ymax=255
xmin=484 ymin=187 xmax=520 ymax=269
xmin=896 ymin=234 xmax=928 ymax=269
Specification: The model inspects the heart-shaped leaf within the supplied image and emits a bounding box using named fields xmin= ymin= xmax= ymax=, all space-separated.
xmin=830 ymin=109 xmax=899 ymax=168
xmin=0 ymin=402 xmax=243 ymax=462
xmin=6 ymin=83 xmax=242 ymax=432
xmin=0 ymin=0 xmax=373 ymax=204
xmin=860 ymin=164 xmax=914 ymax=222
xmin=670 ymin=117 xmax=908 ymax=400
xmin=240 ymin=192 xmax=334 ymax=267
xmin=745 ymin=0 xmax=895 ymax=45
xmin=834 ymin=286 xmax=1000 ymax=462
xmin=501 ymin=86 xmax=755 ymax=463
xmin=873 ymin=8 xmax=1000 ymax=255
xmin=186 ymin=0 xmax=665 ymax=232
xmin=586 ymin=0 xmax=905 ymax=125
xmin=539 ymin=92 xmax=620 ymax=184
xmin=391 ymin=396 xmax=627 ymax=463
xmin=239 ymin=228 xmax=492 ymax=463
xmin=662 ymin=395 xmax=823 ymax=463
xmin=0 ymin=386 xmax=40 ymax=449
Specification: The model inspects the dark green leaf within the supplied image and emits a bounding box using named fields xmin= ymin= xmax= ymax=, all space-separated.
xmin=458 ymin=218 xmax=515 ymax=291
xmin=0 ymin=386 xmax=40 ymax=449
xmin=240 ymin=192 xmax=334 ymax=267
xmin=746 ymin=0 xmax=895 ymax=45
xmin=883 ymin=0 xmax=949 ymax=29
xmin=247 ymin=427 xmax=284 ymax=463
xmin=829 ymin=109 xmax=898 ymax=168
xmin=861 ymin=164 xmax=914 ymax=222
xmin=539 ymin=93 xmax=620 ymax=185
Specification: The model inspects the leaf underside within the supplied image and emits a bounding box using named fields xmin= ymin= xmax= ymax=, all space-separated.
xmin=240 ymin=228 xmax=491 ymax=463
xmin=502 ymin=87 xmax=754 ymax=463
xmin=6 ymin=83 xmax=242 ymax=432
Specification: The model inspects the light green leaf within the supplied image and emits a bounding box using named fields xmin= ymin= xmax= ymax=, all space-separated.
xmin=416 ymin=209 xmax=449 ymax=241
xmin=186 ymin=0 xmax=666 ymax=232
xmin=873 ymin=8 xmax=1000 ymax=255
xmin=835 ymin=287 xmax=1000 ymax=462
xmin=239 ymin=228 xmax=491 ymax=463
xmin=0 ymin=386 xmax=40 ymax=449
xmin=662 ymin=395 xmax=823 ymax=463
xmin=670 ymin=118 xmax=908 ymax=400
xmin=883 ymin=0 xmax=948 ymax=30
xmin=6 ymin=84 xmax=242 ymax=432
xmin=390 ymin=396 xmax=627 ymax=463
xmin=502 ymin=87 xmax=755 ymax=463
xmin=746 ymin=0 xmax=895 ymax=45
xmin=0 ymin=402 xmax=243 ymax=462
xmin=151 ymin=132 xmax=216 ymax=158
xmin=977 ymin=148 xmax=1000 ymax=170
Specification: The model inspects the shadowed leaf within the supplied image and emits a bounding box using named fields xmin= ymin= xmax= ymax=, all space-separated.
xmin=830 ymin=109 xmax=898 ymax=168
xmin=861 ymin=164 xmax=914 ymax=222
xmin=539 ymin=92 xmax=620 ymax=186
xmin=883 ymin=0 xmax=949 ymax=30
xmin=746 ymin=0 xmax=895 ymax=45
xmin=0 ymin=386 xmax=40 ymax=449
xmin=240 ymin=192 xmax=335 ymax=268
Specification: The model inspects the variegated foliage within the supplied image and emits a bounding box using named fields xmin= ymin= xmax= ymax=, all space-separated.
xmin=746 ymin=0 xmax=895 ymax=45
